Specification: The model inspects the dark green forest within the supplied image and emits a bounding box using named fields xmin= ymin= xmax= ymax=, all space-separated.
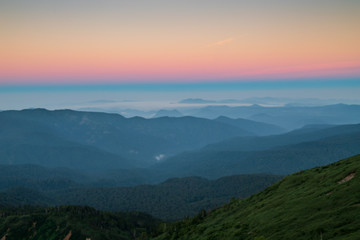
xmin=0 ymin=205 xmax=160 ymax=240
xmin=0 ymin=174 xmax=282 ymax=220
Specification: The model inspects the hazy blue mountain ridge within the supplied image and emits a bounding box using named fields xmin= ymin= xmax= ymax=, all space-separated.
xmin=214 ymin=116 xmax=286 ymax=136
xmin=183 ymin=103 xmax=360 ymax=130
xmin=0 ymin=109 xmax=251 ymax=167
xmin=154 ymin=129 xmax=360 ymax=178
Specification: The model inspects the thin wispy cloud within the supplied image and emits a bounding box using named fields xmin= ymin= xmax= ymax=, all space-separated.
xmin=207 ymin=38 xmax=234 ymax=48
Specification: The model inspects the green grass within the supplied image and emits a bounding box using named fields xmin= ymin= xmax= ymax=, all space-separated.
xmin=152 ymin=154 xmax=360 ymax=240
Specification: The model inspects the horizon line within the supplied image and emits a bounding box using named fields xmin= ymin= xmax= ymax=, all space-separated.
xmin=1 ymin=78 xmax=360 ymax=93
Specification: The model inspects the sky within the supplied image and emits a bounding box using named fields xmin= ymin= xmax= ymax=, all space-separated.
xmin=1 ymin=0 xmax=360 ymax=109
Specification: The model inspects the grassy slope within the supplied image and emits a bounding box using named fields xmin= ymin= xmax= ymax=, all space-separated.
xmin=153 ymin=154 xmax=360 ymax=240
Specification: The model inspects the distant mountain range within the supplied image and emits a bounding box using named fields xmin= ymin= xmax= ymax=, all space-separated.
xmin=153 ymin=124 xmax=360 ymax=178
xmin=178 ymin=97 xmax=360 ymax=105
xmin=153 ymin=109 xmax=183 ymax=118
xmin=1 ymin=108 xmax=359 ymax=183
xmin=78 ymin=102 xmax=360 ymax=130
xmin=151 ymin=103 xmax=360 ymax=130
xmin=214 ymin=116 xmax=286 ymax=136
xmin=183 ymin=103 xmax=360 ymax=130
xmin=179 ymin=98 xmax=218 ymax=104
xmin=0 ymin=109 xmax=254 ymax=168
xmin=0 ymin=108 xmax=289 ymax=170
xmin=0 ymin=106 xmax=359 ymax=225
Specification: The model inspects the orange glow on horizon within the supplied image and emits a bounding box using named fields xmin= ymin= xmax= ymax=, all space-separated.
xmin=1 ymin=0 xmax=359 ymax=83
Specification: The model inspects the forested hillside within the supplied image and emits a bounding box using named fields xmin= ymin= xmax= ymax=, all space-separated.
xmin=0 ymin=174 xmax=282 ymax=220
xmin=0 ymin=206 xmax=160 ymax=240
xmin=152 ymin=154 xmax=360 ymax=240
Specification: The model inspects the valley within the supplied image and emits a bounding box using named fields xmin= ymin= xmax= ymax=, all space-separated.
xmin=2 ymin=0 xmax=359 ymax=238
xmin=0 ymin=106 xmax=359 ymax=239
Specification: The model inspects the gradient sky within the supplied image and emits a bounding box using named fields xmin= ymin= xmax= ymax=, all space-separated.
xmin=1 ymin=0 xmax=360 ymax=84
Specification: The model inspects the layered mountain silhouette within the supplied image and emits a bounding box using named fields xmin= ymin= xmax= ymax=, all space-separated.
xmin=183 ymin=103 xmax=360 ymax=130
xmin=153 ymin=124 xmax=360 ymax=178
xmin=1 ymin=108 xmax=360 ymax=184
xmin=0 ymin=109 xmax=253 ymax=168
